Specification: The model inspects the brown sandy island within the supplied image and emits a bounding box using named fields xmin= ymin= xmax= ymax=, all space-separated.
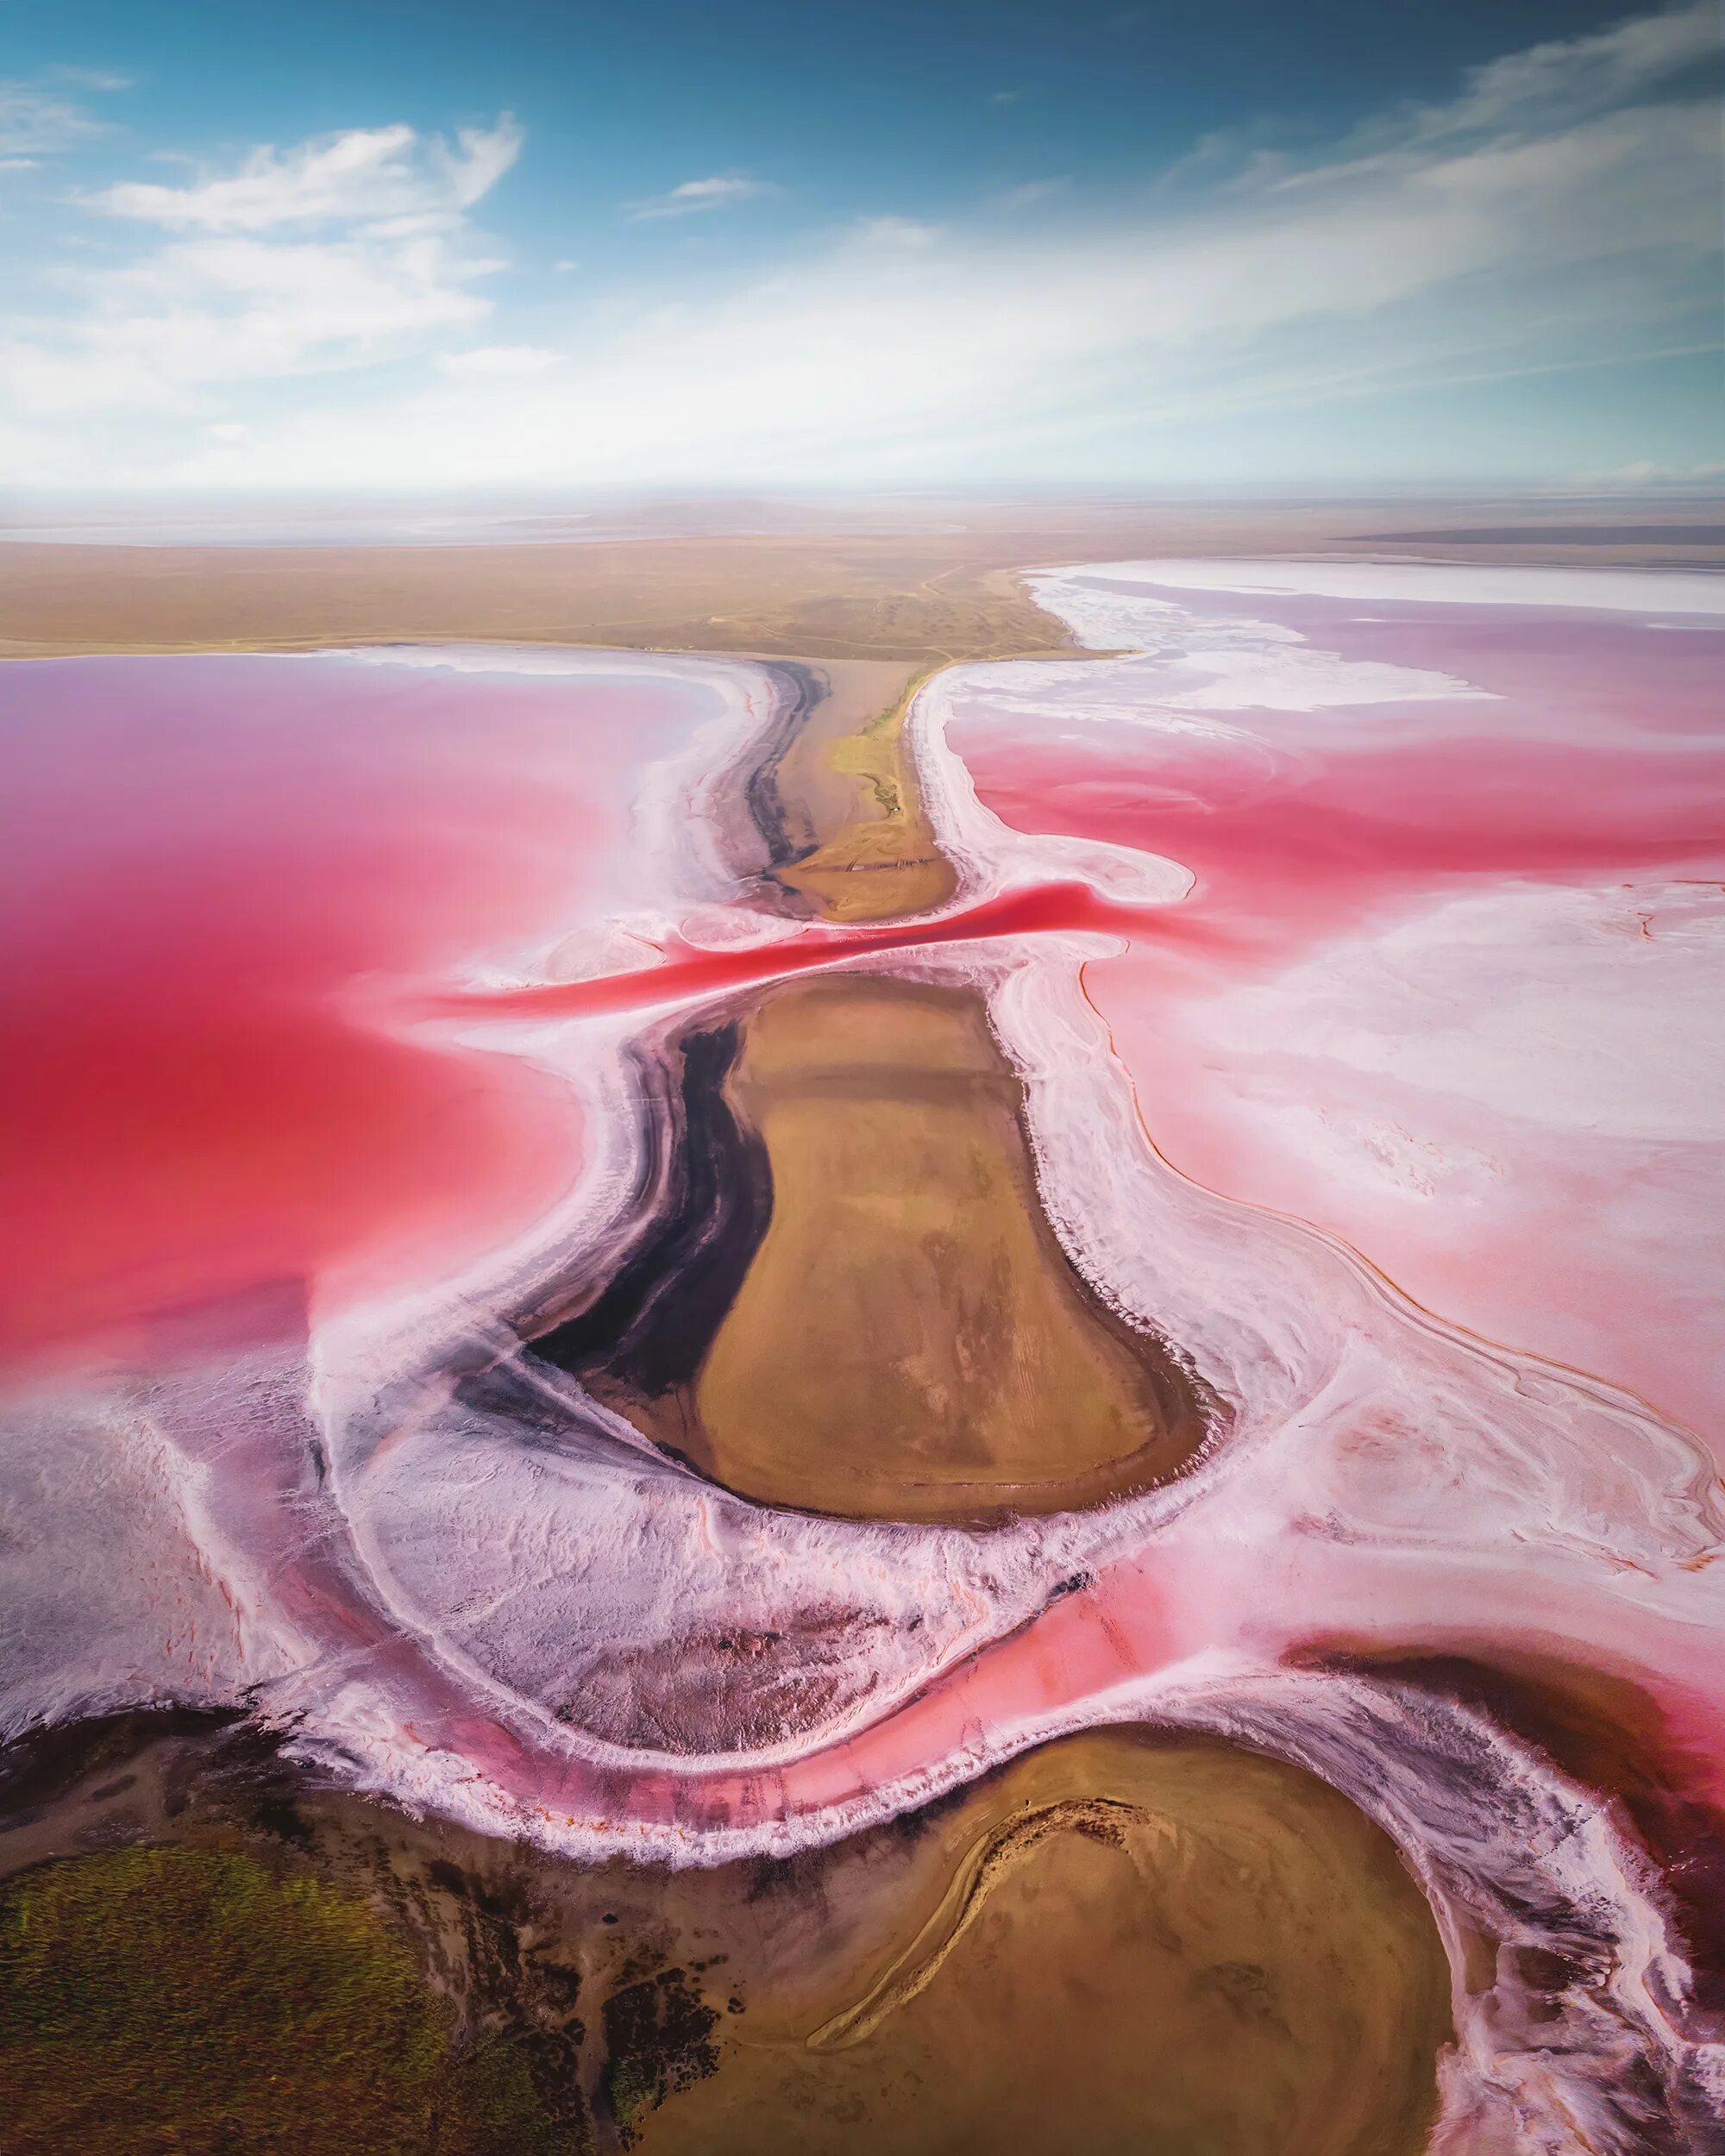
xmin=685 ymin=975 xmax=1211 ymax=1520
xmin=526 ymin=586 xmax=1210 ymax=1520
xmin=619 ymin=1727 xmax=1452 ymax=2156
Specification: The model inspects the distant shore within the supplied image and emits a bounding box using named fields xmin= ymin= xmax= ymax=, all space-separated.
xmin=2 ymin=494 xmax=1720 ymax=663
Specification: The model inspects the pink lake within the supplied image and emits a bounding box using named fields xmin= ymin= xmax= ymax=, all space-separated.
xmin=944 ymin=561 xmax=1725 ymax=1441
xmin=0 ymin=648 xmax=749 ymax=1378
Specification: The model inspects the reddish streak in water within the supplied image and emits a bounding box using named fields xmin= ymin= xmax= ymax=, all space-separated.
xmin=950 ymin=602 xmax=1725 ymax=968
xmin=954 ymin=730 xmax=1725 ymax=965
xmin=436 ymin=880 xmax=1181 ymax=1024
xmin=946 ymin=593 xmax=1725 ymax=1437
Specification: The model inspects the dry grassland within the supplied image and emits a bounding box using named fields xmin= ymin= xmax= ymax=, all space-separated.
xmin=6 ymin=496 xmax=1714 ymax=665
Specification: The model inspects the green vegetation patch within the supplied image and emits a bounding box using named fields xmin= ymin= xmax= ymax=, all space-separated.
xmin=0 ymin=1843 xmax=562 ymax=2155
xmin=600 ymin=1966 xmax=719 ymax=2147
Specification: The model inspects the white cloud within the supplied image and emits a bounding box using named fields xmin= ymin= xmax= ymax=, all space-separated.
xmin=3 ymin=8 xmax=1719 ymax=490
xmin=997 ymin=178 xmax=1070 ymax=210
xmin=154 ymin=85 xmax=1709 ymax=492
xmin=437 ymin=345 xmax=562 ymax=377
xmin=624 ymin=172 xmax=775 ymax=221
xmin=1419 ymin=0 xmax=1717 ymax=140
xmin=0 ymin=119 xmax=519 ymax=425
xmin=88 ymin=117 xmax=521 ymax=230
xmin=1164 ymin=0 xmax=1718 ymax=198
xmin=1567 ymin=456 xmax=1725 ymax=486
xmin=1 ymin=227 xmax=500 ymax=416
xmin=846 ymin=215 xmax=944 ymax=250
xmin=0 ymin=78 xmax=107 ymax=156
xmin=44 ymin=67 xmax=132 ymax=93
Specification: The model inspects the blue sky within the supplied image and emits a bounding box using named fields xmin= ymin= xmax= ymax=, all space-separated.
xmin=2 ymin=0 xmax=1720 ymax=492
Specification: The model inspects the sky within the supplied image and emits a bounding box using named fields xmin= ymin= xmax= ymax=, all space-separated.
xmin=1 ymin=0 xmax=1720 ymax=495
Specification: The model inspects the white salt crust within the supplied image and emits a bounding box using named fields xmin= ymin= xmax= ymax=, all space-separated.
xmin=6 ymin=582 xmax=1723 ymax=2151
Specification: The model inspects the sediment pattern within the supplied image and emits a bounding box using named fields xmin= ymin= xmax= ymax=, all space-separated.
xmin=4 ymin=568 xmax=1724 ymax=2150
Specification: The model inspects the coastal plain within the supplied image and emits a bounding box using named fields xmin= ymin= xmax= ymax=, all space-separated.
xmin=2 ymin=496 xmax=1720 ymax=663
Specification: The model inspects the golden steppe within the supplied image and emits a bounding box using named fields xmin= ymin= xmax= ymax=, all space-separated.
xmin=3 ymin=494 xmax=1718 ymax=663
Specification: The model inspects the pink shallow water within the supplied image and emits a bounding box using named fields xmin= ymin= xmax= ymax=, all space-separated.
xmin=5 ymin=588 xmax=1724 ymax=2147
xmin=0 ymin=652 xmax=724 ymax=1375
xmin=948 ymin=586 xmax=1725 ymax=1438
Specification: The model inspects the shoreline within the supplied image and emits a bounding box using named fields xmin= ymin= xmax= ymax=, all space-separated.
xmin=3 ymin=501 xmax=1718 ymax=664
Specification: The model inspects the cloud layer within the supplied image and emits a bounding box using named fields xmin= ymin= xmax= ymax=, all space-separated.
xmin=0 ymin=3 xmax=1718 ymax=489
xmin=624 ymin=172 xmax=776 ymax=221
xmin=0 ymin=71 xmax=121 ymax=164
xmin=3 ymin=120 xmax=520 ymax=425
xmin=87 ymin=119 xmax=521 ymax=231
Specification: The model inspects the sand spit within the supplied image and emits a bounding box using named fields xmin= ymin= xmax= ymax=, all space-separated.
xmin=531 ymin=975 xmax=1210 ymax=1523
